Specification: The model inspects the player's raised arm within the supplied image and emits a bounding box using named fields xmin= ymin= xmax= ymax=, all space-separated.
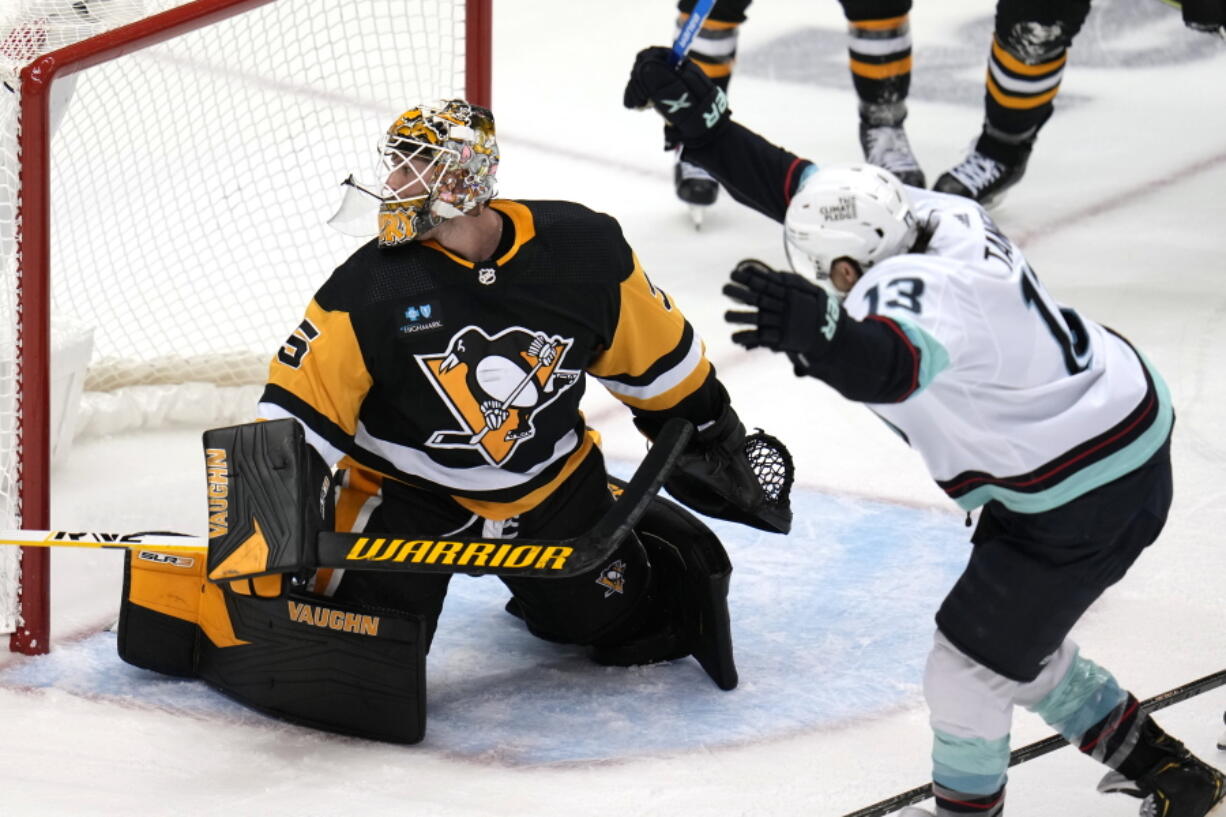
xmin=624 ymin=47 xmax=814 ymax=223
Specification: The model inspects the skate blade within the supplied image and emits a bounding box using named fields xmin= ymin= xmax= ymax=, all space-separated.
xmin=687 ymin=204 xmax=706 ymax=230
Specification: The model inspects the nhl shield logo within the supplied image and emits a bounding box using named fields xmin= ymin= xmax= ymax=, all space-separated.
xmin=417 ymin=325 xmax=581 ymax=466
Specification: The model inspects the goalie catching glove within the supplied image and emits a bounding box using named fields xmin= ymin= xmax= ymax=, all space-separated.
xmin=643 ymin=405 xmax=793 ymax=534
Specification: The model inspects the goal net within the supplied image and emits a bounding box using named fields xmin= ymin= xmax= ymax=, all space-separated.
xmin=0 ymin=0 xmax=490 ymax=653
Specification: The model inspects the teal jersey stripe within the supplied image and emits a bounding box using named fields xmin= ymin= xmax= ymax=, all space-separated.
xmin=891 ymin=314 xmax=951 ymax=394
xmin=797 ymin=163 xmax=819 ymax=189
xmin=951 ymin=355 xmax=1173 ymax=513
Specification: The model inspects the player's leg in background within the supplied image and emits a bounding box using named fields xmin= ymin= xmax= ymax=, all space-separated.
xmin=670 ymin=0 xmax=753 ymax=210
xmin=838 ymin=0 xmax=925 ymax=187
xmin=932 ymin=0 xmax=1092 ymax=207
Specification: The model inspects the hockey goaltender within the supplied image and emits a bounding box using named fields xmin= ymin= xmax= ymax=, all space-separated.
xmin=112 ymin=99 xmax=793 ymax=744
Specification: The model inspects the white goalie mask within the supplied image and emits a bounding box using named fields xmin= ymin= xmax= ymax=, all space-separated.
xmin=783 ymin=163 xmax=918 ymax=295
xmin=328 ymin=99 xmax=499 ymax=247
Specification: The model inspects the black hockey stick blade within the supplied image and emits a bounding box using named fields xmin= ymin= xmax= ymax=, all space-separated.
xmin=840 ymin=666 xmax=1226 ymax=817
xmin=314 ymin=417 xmax=695 ymax=579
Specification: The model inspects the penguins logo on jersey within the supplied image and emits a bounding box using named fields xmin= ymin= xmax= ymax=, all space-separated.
xmin=417 ymin=325 xmax=581 ymax=466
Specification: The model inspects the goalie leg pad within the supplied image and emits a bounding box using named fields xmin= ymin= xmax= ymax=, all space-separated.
xmin=117 ymin=548 xmax=207 ymax=678
xmin=590 ymin=493 xmax=738 ymax=691
xmin=117 ymin=550 xmax=428 ymax=743
xmin=197 ymin=588 xmax=427 ymax=744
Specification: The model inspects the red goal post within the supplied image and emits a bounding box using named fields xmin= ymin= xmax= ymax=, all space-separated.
xmin=2 ymin=0 xmax=492 ymax=655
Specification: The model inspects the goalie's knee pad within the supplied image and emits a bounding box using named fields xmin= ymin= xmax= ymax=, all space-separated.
xmin=118 ymin=550 xmax=428 ymax=744
xmin=589 ymin=494 xmax=738 ymax=691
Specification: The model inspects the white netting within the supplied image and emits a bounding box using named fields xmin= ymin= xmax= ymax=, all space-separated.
xmin=0 ymin=0 xmax=473 ymax=636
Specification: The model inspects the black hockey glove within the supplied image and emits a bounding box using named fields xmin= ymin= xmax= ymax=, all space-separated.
xmin=723 ymin=259 xmax=845 ymax=360
xmin=624 ymin=46 xmax=731 ymax=148
xmin=660 ymin=405 xmax=793 ymax=534
xmin=1178 ymin=0 xmax=1226 ymax=36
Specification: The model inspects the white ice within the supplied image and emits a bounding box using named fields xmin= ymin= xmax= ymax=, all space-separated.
xmin=2 ymin=1 xmax=1225 ymax=815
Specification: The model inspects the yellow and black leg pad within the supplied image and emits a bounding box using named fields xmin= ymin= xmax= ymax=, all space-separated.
xmin=196 ymin=588 xmax=426 ymax=744
xmin=590 ymin=494 xmax=737 ymax=691
xmin=117 ymin=548 xmax=207 ymax=677
xmin=118 ymin=550 xmax=428 ymax=744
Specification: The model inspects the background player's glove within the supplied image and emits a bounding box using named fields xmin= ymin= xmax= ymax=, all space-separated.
xmin=723 ymin=259 xmax=845 ymax=360
xmin=1175 ymin=0 xmax=1226 ymax=36
xmin=624 ymin=46 xmax=731 ymax=148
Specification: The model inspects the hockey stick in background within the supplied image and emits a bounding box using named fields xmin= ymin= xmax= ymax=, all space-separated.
xmin=669 ymin=0 xmax=717 ymax=229
xmin=0 ymin=418 xmax=694 ymax=581
xmin=840 ymin=667 xmax=1226 ymax=817
xmin=671 ymin=0 xmax=716 ymax=65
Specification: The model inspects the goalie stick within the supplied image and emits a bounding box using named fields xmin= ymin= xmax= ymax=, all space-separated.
xmin=840 ymin=667 xmax=1226 ymax=817
xmin=0 ymin=418 xmax=694 ymax=581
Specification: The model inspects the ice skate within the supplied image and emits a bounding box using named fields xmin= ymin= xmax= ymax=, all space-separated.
xmin=859 ymin=123 xmax=925 ymax=188
xmin=1099 ymin=746 xmax=1226 ymax=816
xmin=674 ymin=152 xmax=719 ymax=229
xmin=933 ymin=147 xmax=1027 ymax=208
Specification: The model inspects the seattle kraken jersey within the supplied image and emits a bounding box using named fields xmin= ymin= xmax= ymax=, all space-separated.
xmin=842 ymin=188 xmax=1173 ymax=513
xmin=258 ymin=199 xmax=724 ymax=520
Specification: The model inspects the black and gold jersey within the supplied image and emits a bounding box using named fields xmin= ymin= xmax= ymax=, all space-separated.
xmin=259 ymin=199 xmax=727 ymax=520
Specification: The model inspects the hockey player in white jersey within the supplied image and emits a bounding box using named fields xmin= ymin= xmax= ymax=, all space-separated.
xmin=624 ymin=49 xmax=1226 ymax=817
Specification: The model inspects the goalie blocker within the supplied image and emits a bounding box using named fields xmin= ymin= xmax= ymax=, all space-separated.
xmin=117 ymin=418 xmax=740 ymax=742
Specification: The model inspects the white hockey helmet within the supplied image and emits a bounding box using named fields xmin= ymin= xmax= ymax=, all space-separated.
xmin=783 ymin=163 xmax=918 ymax=291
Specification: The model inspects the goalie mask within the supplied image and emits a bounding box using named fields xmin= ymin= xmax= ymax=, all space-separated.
xmin=783 ymin=163 xmax=917 ymax=296
xmin=328 ymin=100 xmax=499 ymax=247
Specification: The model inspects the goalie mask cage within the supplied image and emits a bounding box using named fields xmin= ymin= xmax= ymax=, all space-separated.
xmin=0 ymin=0 xmax=492 ymax=655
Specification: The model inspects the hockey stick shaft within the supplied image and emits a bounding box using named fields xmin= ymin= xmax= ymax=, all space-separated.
xmin=841 ymin=667 xmax=1226 ymax=817
xmin=671 ymin=0 xmax=716 ymax=65
xmin=317 ymin=416 xmax=693 ymax=579
xmin=0 ymin=530 xmax=204 ymax=552
xmin=1 ymin=418 xmax=694 ymax=581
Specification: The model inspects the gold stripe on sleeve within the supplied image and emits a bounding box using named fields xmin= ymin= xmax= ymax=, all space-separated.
xmin=588 ymin=257 xmax=686 ymax=380
xmin=265 ymin=299 xmax=373 ymax=437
